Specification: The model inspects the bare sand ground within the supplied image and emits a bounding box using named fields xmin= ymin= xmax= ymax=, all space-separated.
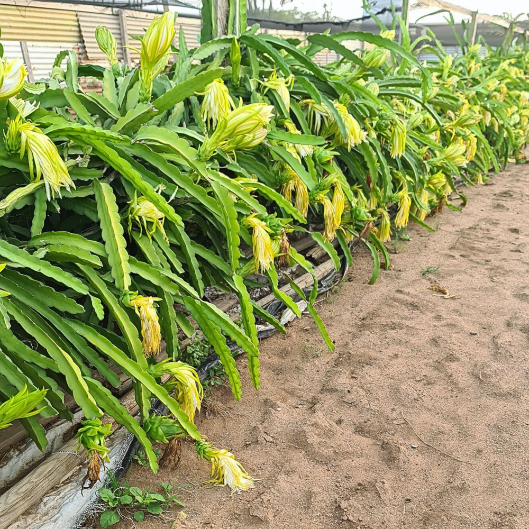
xmin=102 ymin=161 xmax=529 ymax=529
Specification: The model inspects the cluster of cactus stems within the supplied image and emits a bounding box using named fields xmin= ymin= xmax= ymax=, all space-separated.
xmin=0 ymin=1 xmax=527 ymax=492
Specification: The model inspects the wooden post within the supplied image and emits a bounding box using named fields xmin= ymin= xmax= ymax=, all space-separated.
xmin=118 ymin=10 xmax=131 ymax=66
xmin=400 ymin=0 xmax=410 ymax=45
xmin=215 ymin=0 xmax=229 ymax=38
xmin=470 ymin=11 xmax=478 ymax=46
xmin=20 ymin=42 xmax=35 ymax=83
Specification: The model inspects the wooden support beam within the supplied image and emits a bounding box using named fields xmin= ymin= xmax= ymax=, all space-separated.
xmin=20 ymin=42 xmax=35 ymax=84
xmin=469 ymin=11 xmax=478 ymax=46
xmin=118 ymin=9 xmax=131 ymax=66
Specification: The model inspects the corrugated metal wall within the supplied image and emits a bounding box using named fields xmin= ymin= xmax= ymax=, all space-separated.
xmin=0 ymin=0 xmax=341 ymax=80
xmin=0 ymin=4 xmax=81 ymax=43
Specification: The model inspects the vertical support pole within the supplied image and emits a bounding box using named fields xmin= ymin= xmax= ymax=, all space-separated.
xmin=118 ymin=10 xmax=131 ymax=66
xmin=215 ymin=0 xmax=229 ymax=38
xmin=470 ymin=11 xmax=478 ymax=46
xmin=20 ymin=42 xmax=35 ymax=83
xmin=400 ymin=0 xmax=410 ymax=45
xmin=502 ymin=22 xmax=515 ymax=54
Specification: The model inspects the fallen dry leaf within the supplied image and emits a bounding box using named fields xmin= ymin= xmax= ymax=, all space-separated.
xmin=428 ymin=284 xmax=455 ymax=298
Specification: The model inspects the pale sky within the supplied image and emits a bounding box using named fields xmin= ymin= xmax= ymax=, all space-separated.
xmin=183 ymin=1 xmax=529 ymax=21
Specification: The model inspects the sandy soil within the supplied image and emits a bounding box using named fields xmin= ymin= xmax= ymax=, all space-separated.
xmin=98 ymin=161 xmax=529 ymax=529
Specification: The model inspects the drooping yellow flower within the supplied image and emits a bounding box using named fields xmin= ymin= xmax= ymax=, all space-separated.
xmin=198 ymin=103 xmax=274 ymax=160
xmin=375 ymin=208 xmax=391 ymax=242
xmin=151 ymin=360 xmax=203 ymax=422
xmin=199 ymin=79 xmax=235 ymax=129
xmin=6 ymin=117 xmax=74 ymax=200
xmin=123 ymin=293 xmax=162 ymax=356
xmin=128 ymin=195 xmax=168 ymax=240
xmin=195 ymin=440 xmax=255 ymax=493
xmin=281 ymin=168 xmax=309 ymax=217
xmin=283 ymin=120 xmax=313 ymax=158
xmin=327 ymin=102 xmax=367 ymax=150
xmin=244 ymin=214 xmax=275 ymax=273
xmin=390 ymin=119 xmax=406 ymax=158
xmin=394 ymin=190 xmax=411 ymax=228
xmin=380 ymin=29 xmax=396 ymax=41
xmin=414 ymin=188 xmax=430 ymax=221
xmin=260 ymin=70 xmax=294 ymax=111
xmin=0 ymin=58 xmax=26 ymax=100
xmin=332 ymin=180 xmax=345 ymax=227
xmin=299 ymin=99 xmax=332 ymax=135
xmin=465 ymin=134 xmax=477 ymax=162
xmin=314 ymin=192 xmax=338 ymax=242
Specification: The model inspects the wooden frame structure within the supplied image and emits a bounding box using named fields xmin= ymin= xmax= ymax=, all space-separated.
xmin=404 ymin=0 xmax=529 ymax=45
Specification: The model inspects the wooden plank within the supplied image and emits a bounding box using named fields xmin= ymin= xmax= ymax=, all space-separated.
xmin=0 ymin=389 xmax=140 ymax=529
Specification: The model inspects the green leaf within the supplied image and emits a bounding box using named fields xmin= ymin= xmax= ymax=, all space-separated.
xmin=243 ymin=181 xmax=306 ymax=224
xmin=268 ymin=144 xmax=316 ymax=190
xmin=93 ymin=180 xmax=131 ymax=292
xmin=336 ymin=230 xmax=353 ymax=267
xmin=364 ymin=240 xmax=380 ymax=285
xmin=63 ymin=88 xmax=96 ymax=126
xmin=183 ymin=296 xmax=241 ymax=400
xmin=250 ymin=301 xmax=286 ymax=334
xmin=0 ymin=239 xmax=88 ymax=295
xmin=233 ymin=273 xmax=260 ymax=389
xmin=0 ymin=273 xmax=120 ymax=387
xmin=306 ymin=34 xmax=365 ymax=68
xmin=1 ymin=269 xmax=84 ymax=315
xmin=265 ymin=265 xmax=302 ymax=317
xmin=90 ymin=295 xmax=105 ymax=321
xmin=42 ymin=244 xmax=103 ymax=268
xmin=28 ymin=231 xmax=106 ymax=257
xmin=77 ymin=264 xmax=150 ymax=421
xmin=240 ymin=35 xmax=291 ymax=76
xmin=310 ymin=232 xmax=341 ymax=271
xmin=100 ymin=510 xmax=120 ymax=527
xmin=84 ymin=140 xmax=184 ymax=229
xmin=110 ymin=103 xmax=156 ymax=134
xmin=210 ymin=180 xmax=240 ymax=272
xmin=3 ymin=299 xmax=101 ymax=419
xmin=409 ymin=212 xmax=435 ymax=232
xmin=368 ymin=233 xmax=389 ymax=271
xmin=193 ymin=37 xmax=233 ymax=60
xmin=267 ymin=130 xmax=325 ymax=146
xmin=0 ymin=324 xmax=59 ymax=372
xmin=69 ymin=319 xmax=200 ymax=439
xmin=30 ymin=187 xmax=47 ymax=238
xmin=84 ymin=378 xmax=159 ymax=473
xmin=152 ymin=231 xmax=184 ymax=274
xmin=169 ymin=224 xmax=205 ymax=298
xmin=154 ymin=68 xmax=224 ymax=112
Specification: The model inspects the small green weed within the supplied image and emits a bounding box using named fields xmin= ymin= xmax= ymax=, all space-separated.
xmin=97 ymin=471 xmax=184 ymax=527
xmin=180 ymin=335 xmax=215 ymax=368
xmin=132 ymin=448 xmax=162 ymax=467
xmin=421 ymin=266 xmax=440 ymax=276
